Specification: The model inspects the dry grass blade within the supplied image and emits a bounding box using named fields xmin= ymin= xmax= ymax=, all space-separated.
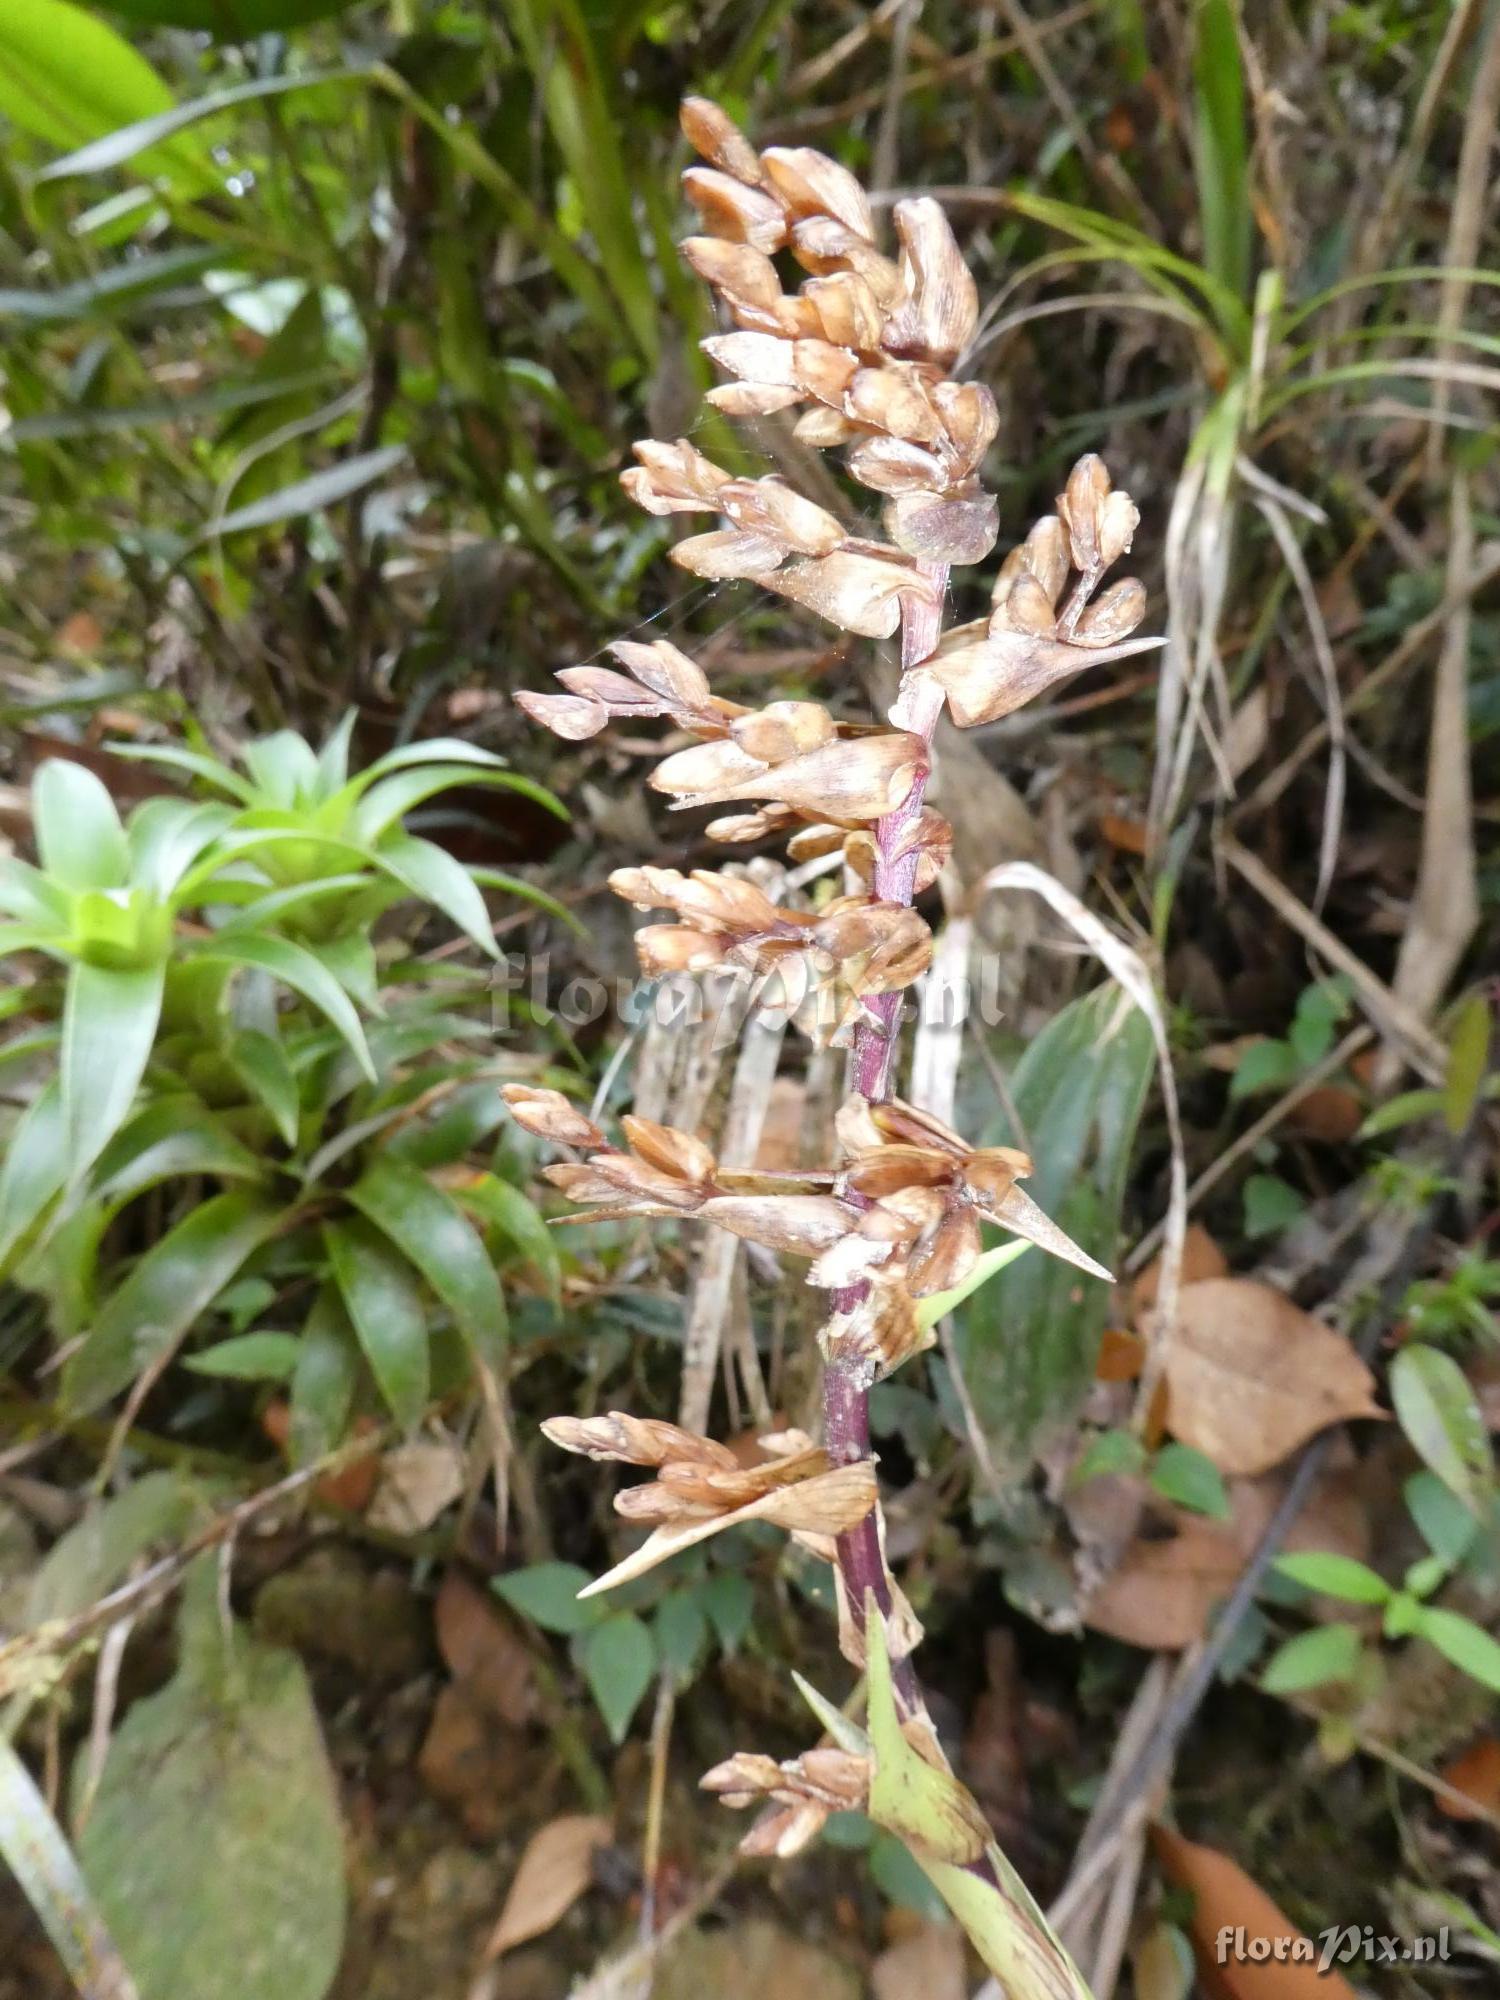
xmin=1382 ymin=469 xmax=1480 ymax=1078
xmin=1426 ymin=6 xmax=1500 ymax=470
xmin=1218 ymin=835 xmax=1446 ymax=1079
xmin=0 ymin=1738 xmax=139 ymax=2000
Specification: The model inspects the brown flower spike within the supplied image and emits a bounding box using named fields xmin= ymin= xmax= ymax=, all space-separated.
xmin=507 ymin=96 xmax=1153 ymax=1999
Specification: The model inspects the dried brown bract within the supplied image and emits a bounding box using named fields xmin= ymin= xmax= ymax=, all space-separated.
xmin=701 ymin=1745 xmax=870 ymax=1857
xmin=542 ymin=1412 xmax=878 ymax=1591
xmin=898 ymin=454 xmax=1163 ymax=729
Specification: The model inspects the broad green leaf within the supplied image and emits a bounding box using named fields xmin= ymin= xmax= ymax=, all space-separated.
xmin=28 ymin=1468 xmax=207 ymax=1623
xmin=1404 ymin=1553 xmax=1448 ymax=1600
xmin=1260 ymin=1621 xmax=1361 ymax=1695
xmin=575 ymin=1611 xmax=655 ymax=1743
xmin=312 ymin=930 xmax=380 ymax=1014
xmin=62 ymin=1190 xmax=283 ymax=1412
xmin=0 ymin=0 xmax=200 ymax=182
xmin=1242 ymin=1171 xmax=1303 ymax=1239
xmin=183 ymin=1333 xmax=302 ymax=1381
xmin=370 ymin=833 xmax=497 ymax=957
xmin=1272 ymin=1551 xmax=1390 ymax=1604
xmin=1390 ymin=1343 xmax=1493 ymax=1510
xmin=191 ymin=931 xmax=374 ymax=1081
xmin=288 ymin=1286 xmax=357 ymax=1463
xmin=1149 ymin=1442 xmax=1229 ymax=1519
xmin=33 ymin=759 xmax=128 ymax=890
xmin=1358 ymin=1088 xmax=1442 ymax=1139
xmin=324 ymin=1216 xmax=429 ymax=1428
xmin=206 ymin=445 xmax=408 ymax=541
xmin=956 ymin=988 xmax=1154 ymax=1471
xmin=225 ymin=1028 xmax=300 ymax=1148
xmin=0 ymin=1081 xmax=67 ymax=1270
xmin=126 ymin=797 xmax=236 ymax=899
xmin=1404 ymin=1471 xmax=1480 ymax=1567
xmin=494 ymin=1561 xmax=598 ymax=1635
xmin=1414 ymin=1607 xmax=1500 ymax=1695
xmin=77 ymin=1583 xmax=345 ymax=2000
xmin=455 ymin=1172 xmax=561 ymax=1300
xmin=241 ymin=730 xmax=321 ymax=808
xmin=347 ymin=1156 xmax=504 ymax=1359
xmin=60 ymin=958 xmax=165 ymax=1182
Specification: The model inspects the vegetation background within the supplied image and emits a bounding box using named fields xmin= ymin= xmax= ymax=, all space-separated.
xmin=0 ymin=2 xmax=1498 ymax=1998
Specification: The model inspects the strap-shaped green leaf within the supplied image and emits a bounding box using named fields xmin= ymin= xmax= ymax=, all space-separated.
xmin=34 ymin=759 xmax=128 ymax=890
xmin=0 ymin=1081 xmax=66 ymax=1270
xmin=190 ymin=931 xmax=375 ymax=1081
xmin=225 ymin=1028 xmax=301 ymax=1149
xmin=369 ymin=833 xmax=497 ymax=958
xmin=324 ymin=1215 xmax=429 ymax=1428
xmin=62 ymin=1189 xmax=283 ymax=1412
xmin=288 ymin=1285 xmax=357 ymax=1464
xmin=348 ymin=1155 xmax=504 ymax=1362
xmin=60 ymin=957 xmax=165 ymax=1183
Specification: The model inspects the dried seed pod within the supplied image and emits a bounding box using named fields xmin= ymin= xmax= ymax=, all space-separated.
xmin=682 ymin=166 xmax=787 ymax=252
xmin=718 ymin=478 xmax=845 ymax=556
xmin=884 ymin=487 xmax=998 ymax=565
xmin=671 ymin=528 xmax=789 ymax=581
xmin=760 ymin=145 xmax=875 ymax=240
xmin=765 ymin=548 xmax=929 ymax=640
xmin=881 ymin=197 xmax=979 ymax=370
xmin=680 ymin=96 xmax=765 ymax=184
xmin=501 ymin=1084 xmax=605 ymax=1151
xmin=621 ymin=437 xmax=732 ymax=515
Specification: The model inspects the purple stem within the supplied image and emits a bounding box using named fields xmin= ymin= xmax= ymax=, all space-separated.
xmin=823 ymin=563 xmax=949 ymax=1713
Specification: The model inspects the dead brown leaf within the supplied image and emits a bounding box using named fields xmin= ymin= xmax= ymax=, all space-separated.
xmin=484 ymin=1813 xmax=612 ymax=1960
xmin=434 ymin=1569 xmax=538 ymax=1728
xmin=1283 ymin=1084 xmax=1363 ymax=1143
xmin=1436 ymin=1736 xmax=1500 ymax=1820
xmin=1160 ymin=1279 xmax=1381 ymax=1476
xmin=1151 ymin=1823 xmax=1360 ymax=2000
xmin=871 ymin=1922 xmax=966 ymax=2000
xmin=1130 ymin=1224 xmax=1227 ymax=1320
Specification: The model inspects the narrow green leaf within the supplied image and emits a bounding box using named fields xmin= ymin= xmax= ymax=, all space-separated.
xmin=89 ymin=1093 xmax=263 ymax=1204
xmin=455 ymin=1173 xmax=561 ymax=1301
xmin=1443 ymin=992 xmax=1491 ymax=1136
xmin=1192 ymin=0 xmax=1251 ymax=303
xmin=914 ymin=1239 xmax=1028 ymax=1332
xmin=0 ymin=1740 xmax=137 ymax=2000
xmin=288 ymin=1285 xmax=357 ymax=1464
xmin=348 ymin=1155 xmax=505 ymax=1359
xmin=0 ymin=0 xmax=197 ymax=179
xmin=225 ymin=1028 xmax=300 ymax=1148
xmin=60 ymin=958 xmax=165 ymax=1183
xmin=205 ymin=446 xmax=408 ymax=542
xmin=191 ymin=931 xmax=374 ymax=1081
xmin=61 ymin=1190 xmax=283 ymax=1412
xmin=575 ymin=1611 xmax=655 ymax=1743
xmin=28 ymin=1469 xmax=206 ymax=1623
xmin=0 ymin=1081 xmax=67 ymax=1270
xmin=97 ymin=0 xmax=363 ymax=31
xmin=38 ymin=64 xmax=371 ymax=179
xmin=370 ymin=832 xmax=497 ymax=956
xmin=33 ymin=759 xmax=128 ymax=890
xmin=104 ymin=742 xmax=256 ymax=803
xmin=324 ymin=1216 xmax=430 ymax=1428
xmin=1260 ymin=1621 xmax=1361 ymax=1695
xmin=1404 ymin=1471 xmax=1480 ymax=1567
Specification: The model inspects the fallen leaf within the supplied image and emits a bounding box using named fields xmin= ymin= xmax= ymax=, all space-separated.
xmin=652 ymin=1920 xmax=861 ymax=2000
xmin=1085 ymin=1507 xmax=1246 ymax=1648
xmin=484 ymin=1814 xmax=612 ymax=1960
xmin=871 ymin=1921 xmax=966 ymax=2000
xmin=1095 ymin=1326 xmax=1146 ymax=1382
xmin=1099 ymin=811 xmax=1148 ymax=856
xmin=54 ymin=611 xmax=103 ymax=655
xmin=1436 ymin=1736 xmax=1500 ymax=1820
xmin=367 ymin=1436 xmax=466 ymax=1534
xmin=1160 ymin=1279 xmax=1381 ymax=1476
xmin=418 ymin=1684 xmax=540 ymax=1841
xmin=1130 ymin=1224 xmax=1227 ymax=1320
xmin=434 ymin=1570 xmax=537 ymax=1727
xmin=1085 ymin=1456 xmax=1370 ymax=1650
xmin=1150 ymin=1823 xmax=1359 ymax=2000
xmin=1284 ymin=1085 xmax=1363 ymax=1143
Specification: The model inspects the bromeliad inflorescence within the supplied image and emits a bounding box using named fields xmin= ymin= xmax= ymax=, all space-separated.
xmin=506 ymin=95 xmax=1163 ymax=1999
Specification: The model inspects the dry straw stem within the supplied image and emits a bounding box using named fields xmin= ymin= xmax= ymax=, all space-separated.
xmin=507 ymin=92 xmax=1173 ymax=1997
